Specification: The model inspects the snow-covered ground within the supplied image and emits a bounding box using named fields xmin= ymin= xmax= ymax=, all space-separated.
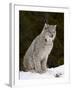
xmin=20 ymin=65 xmax=64 ymax=80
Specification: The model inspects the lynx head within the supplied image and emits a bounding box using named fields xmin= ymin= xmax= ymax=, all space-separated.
xmin=41 ymin=23 xmax=56 ymax=41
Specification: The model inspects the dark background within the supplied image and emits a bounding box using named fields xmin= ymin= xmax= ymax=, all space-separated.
xmin=19 ymin=11 xmax=64 ymax=71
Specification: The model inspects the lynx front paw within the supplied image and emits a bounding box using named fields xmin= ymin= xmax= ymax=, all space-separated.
xmin=36 ymin=69 xmax=44 ymax=74
xmin=42 ymin=66 xmax=47 ymax=72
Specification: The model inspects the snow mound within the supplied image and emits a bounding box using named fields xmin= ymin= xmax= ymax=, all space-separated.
xmin=20 ymin=65 xmax=64 ymax=80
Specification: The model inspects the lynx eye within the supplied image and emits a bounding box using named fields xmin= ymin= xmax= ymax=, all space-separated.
xmin=45 ymin=38 xmax=47 ymax=42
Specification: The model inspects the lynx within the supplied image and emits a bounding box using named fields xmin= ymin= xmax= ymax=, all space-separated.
xmin=23 ymin=23 xmax=56 ymax=73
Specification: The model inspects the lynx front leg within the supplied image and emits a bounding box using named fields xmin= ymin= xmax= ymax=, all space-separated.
xmin=34 ymin=60 xmax=43 ymax=73
xmin=41 ymin=56 xmax=48 ymax=72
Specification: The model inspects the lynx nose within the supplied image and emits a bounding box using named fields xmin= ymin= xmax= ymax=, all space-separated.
xmin=51 ymin=34 xmax=53 ymax=37
xmin=50 ymin=34 xmax=53 ymax=37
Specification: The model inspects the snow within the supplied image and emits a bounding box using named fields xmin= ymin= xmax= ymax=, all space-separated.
xmin=20 ymin=65 xmax=64 ymax=80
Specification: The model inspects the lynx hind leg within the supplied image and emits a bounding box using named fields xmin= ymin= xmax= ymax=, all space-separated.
xmin=23 ymin=57 xmax=34 ymax=71
xmin=41 ymin=57 xmax=48 ymax=72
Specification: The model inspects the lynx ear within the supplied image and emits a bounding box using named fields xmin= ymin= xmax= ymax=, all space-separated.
xmin=45 ymin=23 xmax=47 ymax=26
xmin=45 ymin=23 xmax=50 ymax=27
xmin=54 ymin=25 xmax=57 ymax=28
